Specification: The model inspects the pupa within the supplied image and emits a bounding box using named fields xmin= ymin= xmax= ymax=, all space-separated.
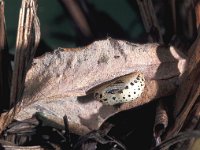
xmin=94 ymin=72 xmax=145 ymax=105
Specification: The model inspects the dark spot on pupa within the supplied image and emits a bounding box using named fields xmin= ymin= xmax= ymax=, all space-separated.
xmin=136 ymin=76 xmax=140 ymax=80
xmin=142 ymin=78 xmax=144 ymax=81
xmin=103 ymin=99 xmax=107 ymax=101
xmin=123 ymin=97 xmax=125 ymax=99
xmin=134 ymin=80 xmax=137 ymax=83
xmin=130 ymin=82 xmax=134 ymax=86
xmin=128 ymin=95 xmax=131 ymax=97
xmin=100 ymin=94 xmax=102 ymax=98
xmin=141 ymin=84 xmax=143 ymax=86
xmin=125 ymin=86 xmax=129 ymax=89
xmin=134 ymin=92 xmax=136 ymax=94
xmin=112 ymin=97 xmax=116 ymax=100
xmin=95 ymin=93 xmax=98 ymax=97
xmin=138 ymin=88 xmax=140 ymax=90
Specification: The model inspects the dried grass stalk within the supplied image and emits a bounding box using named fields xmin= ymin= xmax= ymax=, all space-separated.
xmin=10 ymin=0 xmax=40 ymax=106
xmin=0 ymin=0 xmax=12 ymax=109
xmin=0 ymin=0 xmax=40 ymax=133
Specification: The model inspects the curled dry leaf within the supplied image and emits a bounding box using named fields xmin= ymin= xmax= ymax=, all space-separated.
xmin=165 ymin=30 xmax=200 ymax=139
xmin=153 ymin=101 xmax=168 ymax=146
xmin=14 ymin=38 xmax=186 ymax=135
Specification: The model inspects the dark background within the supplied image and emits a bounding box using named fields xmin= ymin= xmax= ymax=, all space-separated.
xmin=5 ymin=0 xmax=145 ymax=55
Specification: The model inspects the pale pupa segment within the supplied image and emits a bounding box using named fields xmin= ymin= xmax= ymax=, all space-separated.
xmin=94 ymin=72 xmax=145 ymax=105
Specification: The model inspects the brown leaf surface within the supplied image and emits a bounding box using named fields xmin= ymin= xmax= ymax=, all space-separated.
xmin=14 ymin=38 xmax=186 ymax=135
xmin=23 ymin=38 xmax=186 ymax=102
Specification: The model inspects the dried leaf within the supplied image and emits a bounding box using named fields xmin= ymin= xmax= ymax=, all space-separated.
xmin=153 ymin=100 xmax=168 ymax=146
xmin=0 ymin=145 xmax=44 ymax=150
xmin=176 ymin=97 xmax=200 ymax=149
xmin=154 ymin=131 xmax=200 ymax=150
xmin=23 ymin=39 xmax=186 ymax=103
xmin=183 ymin=97 xmax=200 ymax=131
xmin=14 ymin=38 xmax=186 ymax=135
xmin=166 ymin=29 xmax=200 ymax=139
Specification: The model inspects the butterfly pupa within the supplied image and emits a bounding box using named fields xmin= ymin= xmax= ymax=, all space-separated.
xmin=94 ymin=72 xmax=145 ymax=105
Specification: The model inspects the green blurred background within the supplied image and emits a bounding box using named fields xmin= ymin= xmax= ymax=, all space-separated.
xmin=5 ymin=0 xmax=145 ymax=55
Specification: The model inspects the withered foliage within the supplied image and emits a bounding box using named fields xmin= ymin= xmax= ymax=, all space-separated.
xmin=0 ymin=0 xmax=199 ymax=150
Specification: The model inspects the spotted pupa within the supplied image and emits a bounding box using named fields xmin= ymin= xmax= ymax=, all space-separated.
xmin=94 ymin=72 xmax=145 ymax=105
